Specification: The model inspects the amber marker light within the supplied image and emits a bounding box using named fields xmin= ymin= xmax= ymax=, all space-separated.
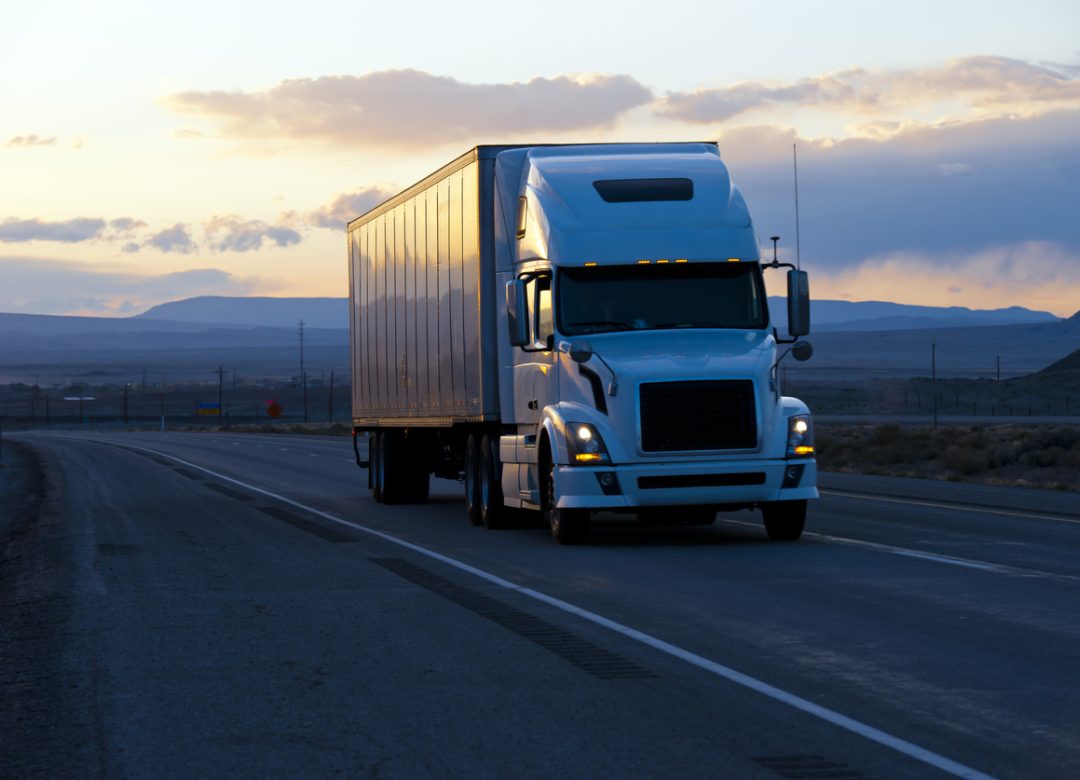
xmin=637 ymin=259 xmax=651 ymax=264
xmin=657 ymin=258 xmax=669 ymax=264
xmin=675 ymin=258 xmax=688 ymax=263
xmin=794 ymin=446 xmax=815 ymax=456
xmin=727 ymin=257 xmax=741 ymax=262
xmin=584 ymin=261 xmax=598 ymax=267
xmin=575 ymin=453 xmax=603 ymax=463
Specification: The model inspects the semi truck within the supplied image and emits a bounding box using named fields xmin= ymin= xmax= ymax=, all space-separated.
xmin=347 ymin=143 xmax=817 ymax=544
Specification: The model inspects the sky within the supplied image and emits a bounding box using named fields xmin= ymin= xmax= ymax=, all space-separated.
xmin=2 ymin=0 xmax=1078 ymax=317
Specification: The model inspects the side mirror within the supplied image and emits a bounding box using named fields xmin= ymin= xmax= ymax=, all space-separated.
xmin=569 ymin=341 xmax=594 ymax=363
xmin=787 ymin=269 xmax=811 ymax=337
xmin=506 ymin=279 xmax=529 ymax=347
xmin=791 ymin=340 xmax=813 ymax=361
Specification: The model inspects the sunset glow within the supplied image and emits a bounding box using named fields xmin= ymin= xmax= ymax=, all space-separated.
xmin=2 ymin=0 xmax=1078 ymax=316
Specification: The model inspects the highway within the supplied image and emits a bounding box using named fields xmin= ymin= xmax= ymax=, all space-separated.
xmin=4 ymin=431 xmax=1080 ymax=779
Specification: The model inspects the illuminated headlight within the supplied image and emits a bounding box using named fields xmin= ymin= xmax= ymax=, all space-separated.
xmin=786 ymin=415 xmax=815 ymax=458
xmin=567 ymin=422 xmax=610 ymax=464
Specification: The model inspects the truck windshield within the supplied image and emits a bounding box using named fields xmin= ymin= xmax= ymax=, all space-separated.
xmin=557 ymin=263 xmax=767 ymax=336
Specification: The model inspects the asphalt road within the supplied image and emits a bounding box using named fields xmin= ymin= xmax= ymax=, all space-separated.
xmin=4 ymin=431 xmax=1080 ymax=779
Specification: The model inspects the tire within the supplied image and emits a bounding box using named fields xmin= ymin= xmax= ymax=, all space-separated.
xmin=464 ymin=434 xmax=482 ymax=526
xmin=370 ymin=432 xmax=383 ymax=503
xmin=403 ymin=432 xmax=430 ymax=504
xmin=762 ymin=500 xmax=806 ymax=541
xmin=543 ymin=457 xmax=588 ymax=545
xmin=380 ymin=430 xmax=406 ymax=505
xmin=479 ymin=434 xmax=506 ymax=529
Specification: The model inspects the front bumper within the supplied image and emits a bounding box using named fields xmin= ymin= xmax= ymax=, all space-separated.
xmin=555 ymin=458 xmax=818 ymax=510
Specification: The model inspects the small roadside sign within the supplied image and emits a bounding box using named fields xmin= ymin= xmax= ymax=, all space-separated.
xmin=197 ymin=403 xmax=222 ymax=416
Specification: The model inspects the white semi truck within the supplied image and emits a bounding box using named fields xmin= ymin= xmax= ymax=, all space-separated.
xmin=347 ymin=143 xmax=817 ymax=544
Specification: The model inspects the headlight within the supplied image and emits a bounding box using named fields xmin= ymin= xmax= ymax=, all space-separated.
xmin=566 ymin=422 xmax=610 ymax=464
xmin=786 ymin=415 xmax=814 ymax=458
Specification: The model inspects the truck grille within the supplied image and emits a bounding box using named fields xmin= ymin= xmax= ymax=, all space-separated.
xmin=639 ymin=380 xmax=757 ymax=452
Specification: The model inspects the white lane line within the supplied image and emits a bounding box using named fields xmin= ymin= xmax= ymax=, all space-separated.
xmin=717 ymin=518 xmax=1080 ymax=582
xmin=117 ymin=441 xmax=993 ymax=780
xmin=821 ymin=489 xmax=1080 ymax=525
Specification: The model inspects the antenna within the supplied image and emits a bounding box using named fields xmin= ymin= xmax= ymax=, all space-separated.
xmin=793 ymin=144 xmax=802 ymax=271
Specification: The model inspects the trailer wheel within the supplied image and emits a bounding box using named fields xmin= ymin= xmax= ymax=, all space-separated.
xmin=404 ymin=432 xmax=430 ymax=504
xmin=370 ymin=432 xmax=383 ymax=503
xmin=544 ymin=458 xmax=588 ymax=545
xmin=464 ymin=434 xmax=482 ymax=526
xmin=762 ymin=500 xmax=806 ymax=541
xmin=479 ymin=434 xmax=505 ymax=529
xmin=380 ymin=430 xmax=407 ymax=505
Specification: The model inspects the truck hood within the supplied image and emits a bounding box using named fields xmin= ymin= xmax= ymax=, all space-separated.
xmin=577 ymin=329 xmax=775 ymax=382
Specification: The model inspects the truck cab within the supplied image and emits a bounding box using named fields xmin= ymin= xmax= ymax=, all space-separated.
xmin=490 ymin=144 xmax=817 ymax=542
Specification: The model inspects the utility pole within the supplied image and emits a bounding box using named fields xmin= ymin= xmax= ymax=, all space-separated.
xmin=299 ymin=319 xmax=308 ymax=423
xmin=931 ymin=341 xmax=938 ymax=427
xmin=123 ymin=384 xmax=129 ymax=425
xmin=215 ymin=366 xmax=227 ymax=424
xmin=44 ymin=394 xmax=50 ymax=428
xmin=996 ymin=355 xmax=1001 ymax=382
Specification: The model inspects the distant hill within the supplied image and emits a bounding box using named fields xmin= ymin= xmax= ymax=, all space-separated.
xmin=768 ymin=298 xmax=1059 ymax=332
xmin=134 ymin=295 xmax=1058 ymax=333
xmin=138 ymin=296 xmax=347 ymax=329
xmin=1038 ymin=347 xmax=1080 ymax=374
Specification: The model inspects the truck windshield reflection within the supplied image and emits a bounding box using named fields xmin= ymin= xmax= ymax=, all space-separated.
xmin=557 ymin=262 xmax=768 ymax=336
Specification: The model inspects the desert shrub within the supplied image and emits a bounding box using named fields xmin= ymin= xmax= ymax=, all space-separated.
xmin=869 ymin=424 xmax=901 ymax=446
xmin=940 ymin=445 xmax=990 ymax=475
xmin=1020 ymin=446 xmax=1067 ymax=468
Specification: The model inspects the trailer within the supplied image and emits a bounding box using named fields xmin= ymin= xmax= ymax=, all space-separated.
xmin=348 ymin=143 xmax=817 ymax=543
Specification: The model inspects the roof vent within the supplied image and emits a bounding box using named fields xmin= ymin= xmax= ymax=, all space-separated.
xmin=593 ymin=178 xmax=693 ymax=203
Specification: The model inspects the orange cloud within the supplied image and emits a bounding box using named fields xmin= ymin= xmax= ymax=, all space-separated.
xmin=168 ymin=69 xmax=652 ymax=148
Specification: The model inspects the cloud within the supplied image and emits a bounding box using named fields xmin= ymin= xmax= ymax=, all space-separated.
xmin=719 ymin=110 xmax=1080 ymax=271
xmin=808 ymin=242 xmax=1080 ymax=318
xmin=108 ymin=217 xmax=147 ymax=233
xmin=657 ymin=56 xmax=1080 ymax=124
xmin=6 ymin=134 xmax=57 ymax=147
xmin=0 ymin=217 xmax=106 ymax=243
xmin=659 ymin=72 xmax=868 ymax=123
xmin=144 ymin=223 xmax=198 ymax=254
xmin=0 ymin=257 xmax=266 ymax=316
xmin=203 ymin=215 xmax=302 ymax=252
xmin=167 ymin=69 xmax=653 ymax=147
xmin=306 ymin=187 xmax=396 ymax=229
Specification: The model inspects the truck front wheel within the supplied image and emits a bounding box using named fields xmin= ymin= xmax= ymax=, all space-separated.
xmin=762 ymin=500 xmax=807 ymax=541
xmin=544 ymin=459 xmax=588 ymax=545
xmin=479 ymin=434 xmax=506 ymax=529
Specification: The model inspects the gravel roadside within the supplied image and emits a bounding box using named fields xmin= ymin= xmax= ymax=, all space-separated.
xmin=0 ymin=440 xmax=101 ymax=778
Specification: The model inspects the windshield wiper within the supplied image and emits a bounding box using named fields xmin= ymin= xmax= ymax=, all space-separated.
xmin=566 ymin=320 xmax=636 ymax=331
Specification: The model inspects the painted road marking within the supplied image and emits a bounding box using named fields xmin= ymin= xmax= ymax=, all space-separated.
xmin=821 ymin=489 xmax=1080 ymax=525
xmin=716 ymin=517 xmax=1080 ymax=582
xmin=116 ymin=440 xmax=995 ymax=780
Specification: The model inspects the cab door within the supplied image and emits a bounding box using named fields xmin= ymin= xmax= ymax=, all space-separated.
xmin=511 ymin=271 xmax=557 ymax=501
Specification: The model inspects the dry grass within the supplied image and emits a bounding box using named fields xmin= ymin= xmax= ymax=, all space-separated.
xmin=816 ymin=423 xmax=1080 ymax=492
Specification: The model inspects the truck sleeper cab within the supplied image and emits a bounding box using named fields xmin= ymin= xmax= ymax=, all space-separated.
xmin=347 ymin=143 xmax=817 ymax=544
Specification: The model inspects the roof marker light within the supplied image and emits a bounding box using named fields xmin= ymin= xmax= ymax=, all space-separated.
xmin=657 ymin=259 xmax=669 ymax=264
xmin=584 ymin=261 xmax=598 ymax=267
xmin=675 ymin=258 xmax=688 ymax=263
xmin=637 ymin=259 xmax=651 ymax=265
xmin=727 ymin=257 xmax=741 ymax=263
